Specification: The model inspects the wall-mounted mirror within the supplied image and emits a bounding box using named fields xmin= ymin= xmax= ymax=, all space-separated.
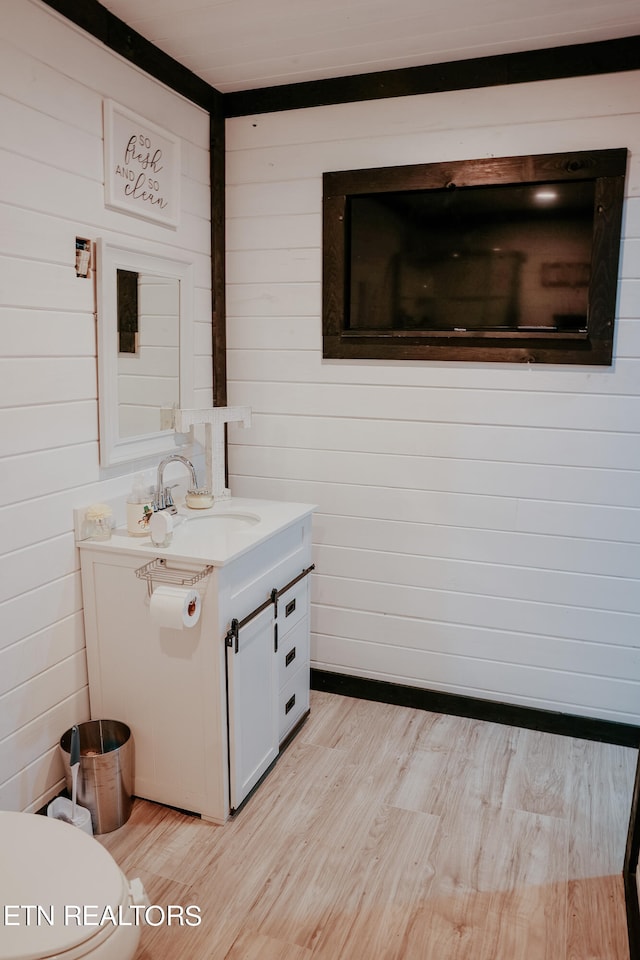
xmin=96 ymin=239 xmax=194 ymax=466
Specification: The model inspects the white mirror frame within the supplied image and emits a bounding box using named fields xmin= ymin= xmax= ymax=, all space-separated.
xmin=96 ymin=238 xmax=195 ymax=467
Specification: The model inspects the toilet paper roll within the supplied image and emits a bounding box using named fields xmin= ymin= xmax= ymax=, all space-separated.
xmin=149 ymin=586 xmax=202 ymax=629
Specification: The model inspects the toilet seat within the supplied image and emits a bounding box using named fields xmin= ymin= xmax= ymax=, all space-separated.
xmin=0 ymin=812 xmax=142 ymax=960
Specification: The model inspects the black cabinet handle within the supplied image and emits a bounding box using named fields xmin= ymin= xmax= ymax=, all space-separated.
xmin=285 ymin=598 xmax=296 ymax=617
xmin=285 ymin=694 xmax=296 ymax=714
xmin=285 ymin=647 xmax=296 ymax=667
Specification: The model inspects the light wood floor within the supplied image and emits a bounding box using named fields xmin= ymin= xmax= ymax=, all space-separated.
xmin=100 ymin=690 xmax=636 ymax=960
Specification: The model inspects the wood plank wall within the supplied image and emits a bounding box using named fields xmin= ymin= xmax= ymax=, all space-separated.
xmin=225 ymin=71 xmax=640 ymax=726
xmin=0 ymin=0 xmax=212 ymax=812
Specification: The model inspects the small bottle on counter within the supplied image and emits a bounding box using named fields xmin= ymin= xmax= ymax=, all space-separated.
xmin=126 ymin=475 xmax=152 ymax=536
xmin=85 ymin=503 xmax=113 ymax=541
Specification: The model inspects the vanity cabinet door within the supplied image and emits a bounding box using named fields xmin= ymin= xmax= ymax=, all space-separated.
xmin=226 ymin=605 xmax=278 ymax=811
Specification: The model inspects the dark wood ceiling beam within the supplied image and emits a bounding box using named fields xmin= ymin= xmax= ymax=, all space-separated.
xmin=224 ymin=35 xmax=640 ymax=117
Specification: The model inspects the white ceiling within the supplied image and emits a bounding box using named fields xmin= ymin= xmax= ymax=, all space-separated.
xmin=99 ymin=0 xmax=640 ymax=94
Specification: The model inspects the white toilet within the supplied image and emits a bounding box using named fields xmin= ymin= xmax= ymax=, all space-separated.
xmin=0 ymin=811 xmax=146 ymax=960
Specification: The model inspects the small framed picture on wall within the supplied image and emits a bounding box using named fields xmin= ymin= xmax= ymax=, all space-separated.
xmin=103 ymin=100 xmax=180 ymax=228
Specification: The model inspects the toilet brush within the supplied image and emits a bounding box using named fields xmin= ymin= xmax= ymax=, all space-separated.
xmin=70 ymin=724 xmax=80 ymax=821
xmin=47 ymin=725 xmax=93 ymax=835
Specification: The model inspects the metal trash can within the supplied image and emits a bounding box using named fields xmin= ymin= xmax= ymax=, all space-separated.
xmin=60 ymin=720 xmax=133 ymax=835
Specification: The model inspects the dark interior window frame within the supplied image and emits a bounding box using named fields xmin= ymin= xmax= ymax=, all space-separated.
xmin=323 ymin=148 xmax=627 ymax=364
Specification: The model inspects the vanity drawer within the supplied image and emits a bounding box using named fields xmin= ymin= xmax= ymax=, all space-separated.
xmin=277 ymin=617 xmax=309 ymax=690
xmin=279 ymin=664 xmax=310 ymax=744
xmin=277 ymin=577 xmax=308 ymax=641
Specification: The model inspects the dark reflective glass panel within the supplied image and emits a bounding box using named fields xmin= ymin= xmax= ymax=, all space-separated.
xmin=347 ymin=181 xmax=595 ymax=334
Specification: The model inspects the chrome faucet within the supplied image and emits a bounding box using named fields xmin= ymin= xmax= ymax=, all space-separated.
xmin=154 ymin=455 xmax=199 ymax=511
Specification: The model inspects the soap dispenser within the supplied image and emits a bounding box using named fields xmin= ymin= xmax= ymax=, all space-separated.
xmin=126 ymin=475 xmax=152 ymax=537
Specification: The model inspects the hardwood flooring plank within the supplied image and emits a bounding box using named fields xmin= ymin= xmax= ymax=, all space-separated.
xmin=567 ymin=875 xmax=630 ymax=960
xmin=502 ymin=726 xmax=572 ymax=819
xmin=392 ymin=716 xmax=521 ymax=817
xmin=242 ymin=782 xmax=430 ymax=949
xmin=129 ymin=874 xmax=224 ymax=960
xmin=408 ymin=798 xmax=522 ymax=957
xmin=567 ymin=738 xmax=636 ymax=878
xmin=246 ymin=835 xmax=364 ymax=950
xmin=478 ymin=809 xmax=568 ymax=960
xmin=97 ymin=797 xmax=179 ymax=875
xmin=311 ymin=804 xmax=440 ymax=959
xmin=480 ymin=883 xmax=566 ymax=960
xmin=224 ymin=930 xmax=313 ymax=959
xmin=299 ymin=690 xmax=364 ymax=750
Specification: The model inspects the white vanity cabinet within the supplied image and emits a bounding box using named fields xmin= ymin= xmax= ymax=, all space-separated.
xmin=78 ymin=500 xmax=314 ymax=824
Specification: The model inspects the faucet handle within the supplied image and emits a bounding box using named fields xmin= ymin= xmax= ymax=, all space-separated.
xmin=163 ymin=483 xmax=180 ymax=508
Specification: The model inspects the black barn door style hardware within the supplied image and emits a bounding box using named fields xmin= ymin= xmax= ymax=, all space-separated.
xmin=225 ymin=565 xmax=315 ymax=653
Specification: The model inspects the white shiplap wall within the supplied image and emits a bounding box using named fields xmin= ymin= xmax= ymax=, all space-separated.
xmin=0 ymin=0 xmax=211 ymax=812
xmin=225 ymin=71 xmax=640 ymax=725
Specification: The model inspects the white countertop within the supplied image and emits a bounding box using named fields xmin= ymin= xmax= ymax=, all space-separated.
xmin=77 ymin=498 xmax=316 ymax=566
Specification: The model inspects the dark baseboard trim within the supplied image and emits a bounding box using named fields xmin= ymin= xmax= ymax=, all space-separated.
xmin=225 ymin=35 xmax=640 ymax=117
xmin=310 ymin=669 xmax=640 ymax=748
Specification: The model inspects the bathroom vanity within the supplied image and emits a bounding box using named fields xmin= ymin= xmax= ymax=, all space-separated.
xmin=78 ymin=498 xmax=315 ymax=823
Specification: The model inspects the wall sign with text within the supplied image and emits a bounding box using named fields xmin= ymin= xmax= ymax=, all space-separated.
xmin=103 ymin=100 xmax=180 ymax=228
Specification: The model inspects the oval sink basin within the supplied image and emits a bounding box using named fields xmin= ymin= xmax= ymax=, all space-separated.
xmin=180 ymin=513 xmax=260 ymax=536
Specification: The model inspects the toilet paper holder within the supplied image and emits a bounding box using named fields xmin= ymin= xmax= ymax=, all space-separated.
xmin=135 ymin=557 xmax=213 ymax=597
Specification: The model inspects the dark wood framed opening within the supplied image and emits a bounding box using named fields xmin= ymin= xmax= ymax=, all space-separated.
xmin=323 ymin=148 xmax=627 ymax=364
